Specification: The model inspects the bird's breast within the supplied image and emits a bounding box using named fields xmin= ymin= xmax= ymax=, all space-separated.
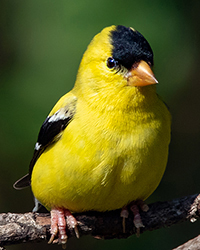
xmin=31 ymin=99 xmax=171 ymax=212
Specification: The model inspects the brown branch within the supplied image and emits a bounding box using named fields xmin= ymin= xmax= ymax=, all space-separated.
xmin=0 ymin=194 xmax=199 ymax=247
xmin=172 ymin=234 xmax=200 ymax=250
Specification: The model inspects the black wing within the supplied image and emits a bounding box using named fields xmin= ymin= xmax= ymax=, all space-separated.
xmin=13 ymin=103 xmax=76 ymax=190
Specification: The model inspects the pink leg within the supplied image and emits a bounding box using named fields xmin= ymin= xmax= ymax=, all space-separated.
xmin=65 ymin=210 xmax=79 ymax=238
xmin=48 ymin=208 xmax=79 ymax=245
xmin=120 ymin=206 xmax=129 ymax=233
xmin=130 ymin=203 xmax=144 ymax=236
xmin=120 ymin=200 xmax=149 ymax=235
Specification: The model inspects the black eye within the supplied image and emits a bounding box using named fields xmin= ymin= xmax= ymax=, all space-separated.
xmin=106 ymin=57 xmax=117 ymax=69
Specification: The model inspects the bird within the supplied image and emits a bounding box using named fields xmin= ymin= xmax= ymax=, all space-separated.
xmin=14 ymin=25 xmax=171 ymax=244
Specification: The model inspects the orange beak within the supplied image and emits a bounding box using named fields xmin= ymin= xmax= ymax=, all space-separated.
xmin=126 ymin=60 xmax=158 ymax=87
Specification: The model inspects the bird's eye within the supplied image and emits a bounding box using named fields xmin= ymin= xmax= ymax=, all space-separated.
xmin=106 ymin=57 xmax=117 ymax=69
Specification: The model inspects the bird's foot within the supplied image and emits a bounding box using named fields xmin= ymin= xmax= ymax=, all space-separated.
xmin=120 ymin=200 xmax=149 ymax=236
xmin=48 ymin=208 xmax=79 ymax=246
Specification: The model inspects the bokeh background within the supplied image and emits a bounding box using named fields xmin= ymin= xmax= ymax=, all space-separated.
xmin=1 ymin=0 xmax=200 ymax=249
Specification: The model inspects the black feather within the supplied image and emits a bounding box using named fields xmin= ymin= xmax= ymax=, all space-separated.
xmin=111 ymin=25 xmax=154 ymax=69
xmin=37 ymin=115 xmax=71 ymax=147
xmin=13 ymin=103 xmax=76 ymax=189
xmin=13 ymin=173 xmax=30 ymax=190
xmin=28 ymin=110 xmax=74 ymax=176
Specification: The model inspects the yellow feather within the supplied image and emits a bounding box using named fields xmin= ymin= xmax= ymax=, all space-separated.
xmin=31 ymin=25 xmax=171 ymax=213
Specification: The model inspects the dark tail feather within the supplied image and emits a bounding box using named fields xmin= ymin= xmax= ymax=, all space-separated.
xmin=13 ymin=173 xmax=30 ymax=190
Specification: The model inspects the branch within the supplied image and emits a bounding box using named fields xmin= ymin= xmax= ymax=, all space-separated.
xmin=172 ymin=234 xmax=200 ymax=250
xmin=0 ymin=194 xmax=199 ymax=247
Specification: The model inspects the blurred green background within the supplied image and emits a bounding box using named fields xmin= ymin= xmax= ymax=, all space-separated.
xmin=1 ymin=0 xmax=200 ymax=249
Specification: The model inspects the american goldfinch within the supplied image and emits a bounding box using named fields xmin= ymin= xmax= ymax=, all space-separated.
xmin=14 ymin=25 xmax=171 ymax=244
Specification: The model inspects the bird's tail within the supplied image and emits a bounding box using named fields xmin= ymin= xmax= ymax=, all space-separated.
xmin=13 ymin=173 xmax=30 ymax=190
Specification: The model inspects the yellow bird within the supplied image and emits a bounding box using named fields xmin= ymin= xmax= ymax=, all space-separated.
xmin=14 ymin=25 xmax=171 ymax=244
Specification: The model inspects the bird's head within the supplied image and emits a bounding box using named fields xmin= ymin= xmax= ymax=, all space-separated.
xmin=74 ymin=25 xmax=158 ymax=106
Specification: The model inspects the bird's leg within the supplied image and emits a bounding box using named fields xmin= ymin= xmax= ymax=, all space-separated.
xmin=120 ymin=206 xmax=129 ymax=233
xmin=120 ymin=200 xmax=149 ymax=235
xmin=48 ymin=208 xmax=79 ymax=245
xmin=65 ymin=210 xmax=80 ymax=238
xmin=48 ymin=208 xmax=67 ymax=244
xmin=131 ymin=200 xmax=149 ymax=236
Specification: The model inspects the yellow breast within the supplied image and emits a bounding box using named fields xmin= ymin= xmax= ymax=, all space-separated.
xmin=31 ymin=87 xmax=171 ymax=212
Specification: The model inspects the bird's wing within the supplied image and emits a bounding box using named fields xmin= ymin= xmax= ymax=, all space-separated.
xmin=13 ymin=93 xmax=77 ymax=190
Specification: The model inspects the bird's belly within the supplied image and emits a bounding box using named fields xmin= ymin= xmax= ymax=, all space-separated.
xmin=31 ymin=124 xmax=169 ymax=212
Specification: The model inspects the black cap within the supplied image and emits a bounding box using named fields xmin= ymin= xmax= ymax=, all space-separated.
xmin=110 ymin=25 xmax=154 ymax=70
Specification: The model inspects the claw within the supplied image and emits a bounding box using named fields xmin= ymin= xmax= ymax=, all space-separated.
xmin=48 ymin=208 xmax=78 ymax=245
xmin=48 ymin=234 xmax=56 ymax=244
xmin=74 ymin=225 xmax=80 ymax=238
xmin=65 ymin=210 xmax=79 ymax=238
xmin=136 ymin=200 xmax=149 ymax=212
xmin=48 ymin=209 xmax=59 ymax=244
xmin=130 ymin=200 xmax=148 ymax=237
xmin=130 ymin=204 xmax=145 ymax=229
xmin=121 ymin=200 xmax=148 ymax=236
xmin=120 ymin=207 xmax=129 ymax=233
